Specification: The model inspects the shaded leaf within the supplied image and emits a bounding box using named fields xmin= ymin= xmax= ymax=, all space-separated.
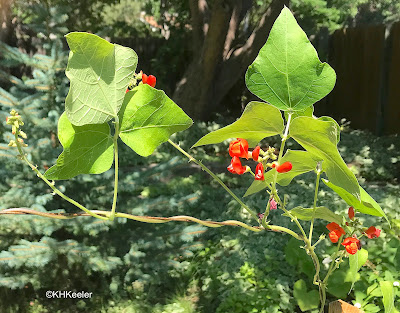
xmin=290 ymin=116 xmax=360 ymax=199
xmin=44 ymin=113 xmax=114 ymax=180
xmin=119 ymin=84 xmax=192 ymax=157
xmin=192 ymin=101 xmax=284 ymax=148
xmin=283 ymin=206 xmax=342 ymax=225
xmin=245 ymin=7 xmax=336 ymax=112
xmin=293 ymin=279 xmax=320 ymax=312
xmin=65 ymin=32 xmax=138 ymax=125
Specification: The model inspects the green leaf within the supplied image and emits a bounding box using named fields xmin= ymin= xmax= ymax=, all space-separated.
xmin=118 ymin=84 xmax=193 ymax=157
xmin=44 ymin=113 xmax=114 ymax=180
xmin=285 ymin=238 xmax=315 ymax=279
xmin=244 ymin=150 xmax=319 ymax=197
xmin=322 ymin=179 xmax=389 ymax=223
xmin=293 ymin=279 xmax=320 ymax=312
xmin=192 ymin=101 xmax=284 ymax=148
xmin=318 ymin=116 xmax=340 ymax=143
xmin=380 ymin=281 xmax=395 ymax=313
xmin=243 ymin=180 xmax=269 ymax=198
xmin=347 ymin=249 xmax=368 ymax=291
xmin=327 ymin=267 xmax=352 ymax=299
xmin=245 ymin=7 xmax=336 ymax=112
xmin=284 ymin=106 xmax=314 ymax=121
xmin=65 ymin=32 xmax=138 ymax=125
xmin=290 ymin=116 xmax=360 ymax=200
xmin=283 ymin=206 xmax=342 ymax=225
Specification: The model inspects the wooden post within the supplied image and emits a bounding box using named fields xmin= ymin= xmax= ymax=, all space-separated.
xmin=328 ymin=300 xmax=364 ymax=313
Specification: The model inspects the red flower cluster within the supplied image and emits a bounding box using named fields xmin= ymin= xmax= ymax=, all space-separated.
xmin=227 ymin=138 xmax=292 ymax=182
xmin=326 ymin=209 xmax=381 ymax=255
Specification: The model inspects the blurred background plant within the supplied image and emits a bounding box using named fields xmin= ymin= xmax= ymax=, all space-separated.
xmin=0 ymin=0 xmax=399 ymax=312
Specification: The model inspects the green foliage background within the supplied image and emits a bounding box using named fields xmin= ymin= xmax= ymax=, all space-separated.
xmin=0 ymin=1 xmax=399 ymax=312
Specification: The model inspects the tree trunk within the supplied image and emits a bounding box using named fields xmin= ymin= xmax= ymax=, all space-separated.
xmin=0 ymin=0 xmax=13 ymax=43
xmin=173 ymin=0 xmax=289 ymax=121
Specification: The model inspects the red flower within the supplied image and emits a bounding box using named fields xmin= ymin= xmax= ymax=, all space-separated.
xmin=348 ymin=207 xmax=355 ymax=220
xmin=252 ymin=146 xmax=261 ymax=161
xmin=364 ymin=226 xmax=381 ymax=239
xmin=276 ymin=162 xmax=292 ymax=173
xmin=227 ymin=156 xmax=247 ymax=175
xmin=142 ymin=73 xmax=148 ymax=84
xmin=326 ymin=222 xmax=346 ymax=243
xmin=147 ymin=75 xmax=156 ymax=87
xmin=342 ymin=237 xmax=361 ymax=255
xmin=255 ymin=163 xmax=264 ymax=180
xmin=229 ymin=138 xmax=249 ymax=159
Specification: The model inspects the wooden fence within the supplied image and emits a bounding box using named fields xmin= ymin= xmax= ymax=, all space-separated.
xmin=321 ymin=22 xmax=400 ymax=135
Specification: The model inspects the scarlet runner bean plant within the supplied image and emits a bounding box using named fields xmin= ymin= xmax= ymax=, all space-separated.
xmin=1 ymin=6 xmax=395 ymax=312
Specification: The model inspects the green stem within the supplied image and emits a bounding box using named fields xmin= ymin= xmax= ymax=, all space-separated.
xmin=14 ymin=134 xmax=109 ymax=221
xmin=168 ymin=139 xmax=259 ymax=222
xmin=169 ymin=139 xmax=302 ymax=241
xmin=109 ymin=116 xmax=120 ymax=221
xmin=322 ymin=238 xmax=345 ymax=285
xmin=309 ymin=169 xmax=322 ymax=243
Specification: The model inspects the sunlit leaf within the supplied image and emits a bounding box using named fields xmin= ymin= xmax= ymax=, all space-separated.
xmin=322 ymin=179 xmax=389 ymax=223
xmin=192 ymin=101 xmax=284 ymax=148
xmin=119 ymin=84 xmax=192 ymax=157
xmin=244 ymin=150 xmax=319 ymax=197
xmin=290 ymin=116 xmax=360 ymax=199
xmin=245 ymin=7 xmax=336 ymax=112
xmin=380 ymin=281 xmax=395 ymax=313
xmin=65 ymin=32 xmax=138 ymax=125
xmin=347 ymin=249 xmax=368 ymax=291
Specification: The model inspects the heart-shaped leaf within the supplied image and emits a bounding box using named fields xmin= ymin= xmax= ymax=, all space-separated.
xmin=283 ymin=206 xmax=342 ymax=225
xmin=322 ymin=179 xmax=389 ymax=223
xmin=290 ymin=116 xmax=360 ymax=200
xmin=44 ymin=113 xmax=114 ymax=180
xmin=244 ymin=150 xmax=319 ymax=197
xmin=65 ymin=32 xmax=138 ymax=125
xmin=245 ymin=7 xmax=336 ymax=112
xmin=293 ymin=279 xmax=320 ymax=312
xmin=118 ymin=84 xmax=193 ymax=157
xmin=192 ymin=101 xmax=284 ymax=148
